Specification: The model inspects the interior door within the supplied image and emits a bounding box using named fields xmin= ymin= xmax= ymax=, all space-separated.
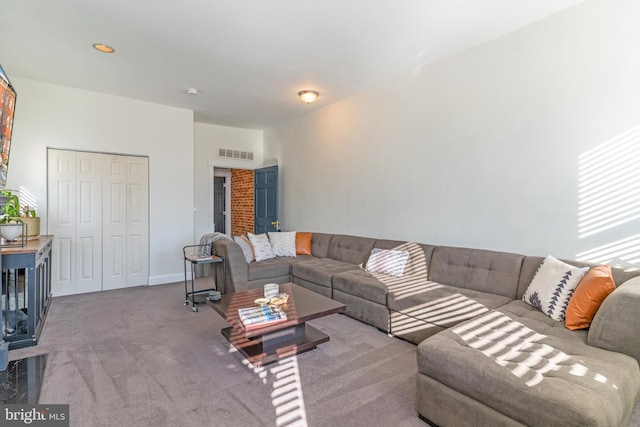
xmin=126 ymin=156 xmax=149 ymax=287
xmin=75 ymin=152 xmax=103 ymax=293
xmin=49 ymin=149 xmax=103 ymax=295
xmin=254 ymin=166 xmax=278 ymax=233
xmin=213 ymin=176 xmax=225 ymax=233
xmin=48 ymin=149 xmax=77 ymax=296
xmin=102 ymin=155 xmax=127 ymax=290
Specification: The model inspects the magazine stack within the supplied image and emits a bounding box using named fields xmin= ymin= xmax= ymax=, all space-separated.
xmin=238 ymin=305 xmax=287 ymax=330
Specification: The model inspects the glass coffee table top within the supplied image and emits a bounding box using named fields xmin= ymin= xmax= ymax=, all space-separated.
xmin=207 ymin=283 xmax=346 ymax=366
xmin=0 ymin=353 xmax=48 ymax=404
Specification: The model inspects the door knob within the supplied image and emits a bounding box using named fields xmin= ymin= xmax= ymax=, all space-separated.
xmin=271 ymin=220 xmax=280 ymax=230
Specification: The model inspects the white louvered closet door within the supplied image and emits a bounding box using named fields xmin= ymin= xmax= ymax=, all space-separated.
xmin=48 ymin=149 xmax=149 ymax=296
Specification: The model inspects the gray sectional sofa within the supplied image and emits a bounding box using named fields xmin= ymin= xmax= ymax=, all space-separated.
xmin=213 ymin=233 xmax=640 ymax=427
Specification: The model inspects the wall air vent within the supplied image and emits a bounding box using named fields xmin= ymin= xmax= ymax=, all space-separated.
xmin=218 ymin=148 xmax=254 ymax=161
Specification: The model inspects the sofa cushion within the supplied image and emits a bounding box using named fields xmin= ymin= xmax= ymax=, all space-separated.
xmin=311 ymin=233 xmax=333 ymax=258
xmin=521 ymin=255 xmax=589 ymax=322
xmin=295 ymin=232 xmax=312 ymax=255
xmin=417 ymin=300 xmax=640 ymax=427
xmin=365 ymin=248 xmax=410 ymax=277
xmin=247 ymin=233 xmax=275 ymax=261
xmin=327 ymin=234 xmax=376 ymax=265
xmin=334 ymin=241 xmax=435 ymax=306
xmin=332 ymin=269 xmax=390 ymax=305
xmin=268 ymin=231 xmax=296 ymax=257
xmin=588 ymin=277 xmax=640 ymax=365
xmin=374 ymin=241 xmax=434 ymax=276
xmin=291 ymin=258 xmax=359 ymax=288
xmin=373 ymin=239 xmax=410 ymax=250
xmin=565 ymin=264 xmax=615 ymax=330
xmin=247 ymin=258 xmax=290 ymax=281
xmin=428 ymin=246 xmax=524 ymax=299
xmin=516 ymin=256 xmax=639 ymax=300
xmin=275 ymin=254 xmax=314 ymax=266
xmin=234 ymin=236 xmax=254 ymax=263
xmin=389 ymin=281 xmax=511 ymax=329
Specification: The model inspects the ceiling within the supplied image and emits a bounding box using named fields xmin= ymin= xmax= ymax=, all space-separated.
xmin=1 ymin=0 xmax=586 ymax=129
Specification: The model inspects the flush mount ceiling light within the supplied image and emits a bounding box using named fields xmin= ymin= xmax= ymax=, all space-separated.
xmin=186 ymin=88 xmax=198 ymax=95
xmin=298 ymin=90 xmax=319 ymax=104
xmin=92 ymin=43 xmax=115 ymax=53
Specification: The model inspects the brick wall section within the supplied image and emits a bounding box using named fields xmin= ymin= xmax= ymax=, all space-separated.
xmin=231 ymin=169 xmax=254 ymax=236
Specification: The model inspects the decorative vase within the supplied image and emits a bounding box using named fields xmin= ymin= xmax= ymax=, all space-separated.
xmin=0 ymin=223 xmax=23 ymax=242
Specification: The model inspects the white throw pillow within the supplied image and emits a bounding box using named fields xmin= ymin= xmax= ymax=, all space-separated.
xmin=234 ymin=236 xmax=254 ymax=263
xmin=365 ymin=248 xmax=410 ymax=277
xmin=521 ymin=255 xmax=589 ymax=321
xmin=247 ymin=233 xmax=276 ymax=262
xmin=268 ymin=231 xmax=297 ymax=257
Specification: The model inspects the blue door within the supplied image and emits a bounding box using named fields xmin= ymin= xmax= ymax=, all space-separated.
xmin=254 ymin=166 xmax=278 ymax=233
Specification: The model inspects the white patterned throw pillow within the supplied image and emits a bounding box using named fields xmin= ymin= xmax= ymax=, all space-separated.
xmin=234 ymin=236 xmax=254 ymax=263
xmin=247 ymin=233 xmax=276 ymax=262
xmin=521 ymin=255 xmax=589 ymax=321
xmin=268 ymin=231 xmax=297 ymax=257
xmin=365 ymin=248 xmax=410 ymax=277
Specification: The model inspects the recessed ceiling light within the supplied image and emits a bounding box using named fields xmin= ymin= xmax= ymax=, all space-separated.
xmin=92 ymin=43 xmax=115 ymax=53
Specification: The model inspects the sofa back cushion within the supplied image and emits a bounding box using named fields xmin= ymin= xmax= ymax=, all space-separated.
xmin=374 ymin=239 xmax=407 ymax=250
xmin=374 ymin=239 xmax=435 ymax=277
xmin=327 ymin=234 xmax=376 ymax=265
xmin=310 ymin=233 xmax=333 ymax=258
xmin=429 ymin=246 xmax=525 ymax=299
xmin=516 ymin=256 xmax=640 ymax=300
xmin=588 ymin=277 xmax=640 ymax=365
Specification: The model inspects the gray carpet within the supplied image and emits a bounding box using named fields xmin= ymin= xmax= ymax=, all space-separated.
xmin=9 ymin=282 xmax=640 ymax=427
xmin=9 ymin=283 xmax=421 ymax=427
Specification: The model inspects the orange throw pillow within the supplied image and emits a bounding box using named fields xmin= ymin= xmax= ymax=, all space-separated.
xmin=296 ymin=232 xmax=312 ymax=255
xmin=565 ymin=265 xmax=615 ymax=330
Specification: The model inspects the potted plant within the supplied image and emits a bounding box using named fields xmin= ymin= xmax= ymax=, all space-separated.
xmin=0 ymin=190 xmax=41 ymax=242
xmin=0 ymin=190 xmax=24 ymax=241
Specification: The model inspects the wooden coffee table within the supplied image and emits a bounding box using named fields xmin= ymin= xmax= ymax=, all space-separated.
xmin=207 ymin=283 xmax=346 ymax=366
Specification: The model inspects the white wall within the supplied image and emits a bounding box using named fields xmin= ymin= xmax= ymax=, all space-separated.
xmin=193 ymin=122 xmax=263 ymax=240
xmin=264 ymin=0 xmax=640 ymax=267
xmin=8 ymin=77 xmax=195 ymax=284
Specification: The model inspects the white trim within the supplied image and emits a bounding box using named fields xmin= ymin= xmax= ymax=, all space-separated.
xmin=208 ymin=160 xmax=263 ymax=237
xmin=209 ymin=164 xmax=214 ymax=233
xmin=149 ymin=273 xmax=185 ymax=286
xmin=225 ymin=174 xmax=231 ymax=234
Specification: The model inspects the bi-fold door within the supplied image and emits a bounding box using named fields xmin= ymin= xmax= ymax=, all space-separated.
xmin=47 ymin=149 xmax=149 ymax=296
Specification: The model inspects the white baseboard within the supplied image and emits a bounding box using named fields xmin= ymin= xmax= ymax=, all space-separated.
xmin=149 ymin=273 xmax=186 ymax=286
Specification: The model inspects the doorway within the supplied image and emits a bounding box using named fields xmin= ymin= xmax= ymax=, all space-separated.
xmin=212 ymin=168 xmax=255 ymax=236
xmin=254 ymin=166 xmax=279 ymax=233
xmin=213 ymin=176 xmax=226 ymax=233
xmin=212 ymin=169 xmax=231 ymax=234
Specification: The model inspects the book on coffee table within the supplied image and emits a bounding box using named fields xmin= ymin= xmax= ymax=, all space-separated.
xmin=238 ymin=305 xmax=287 ymax=330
